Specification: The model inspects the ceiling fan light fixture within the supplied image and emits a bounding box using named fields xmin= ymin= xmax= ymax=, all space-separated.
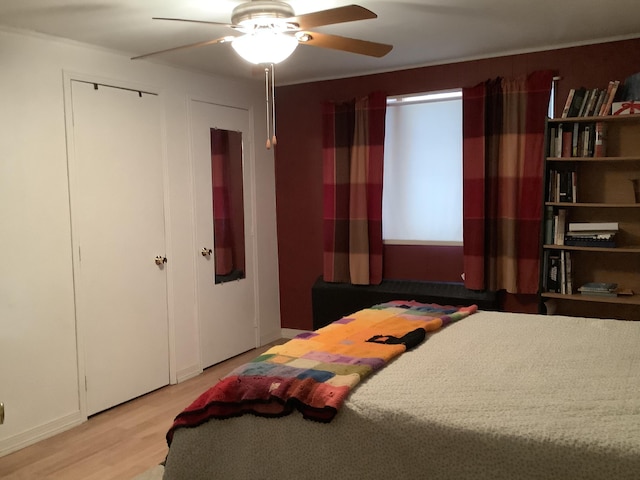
xmin=231 ymin=29 xmax=298 ymax=64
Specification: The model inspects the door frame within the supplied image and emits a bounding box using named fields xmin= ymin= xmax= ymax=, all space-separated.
xmin=62 ymin=71 xmax=176 ymax=419
xmin=187 ymin=95 xmax=261 ymax=370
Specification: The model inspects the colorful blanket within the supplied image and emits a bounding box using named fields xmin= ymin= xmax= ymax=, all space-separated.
xmin=166 ymin=301 xmax=477 ymax=445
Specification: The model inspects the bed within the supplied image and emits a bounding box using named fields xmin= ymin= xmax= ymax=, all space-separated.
xmin=163 ymin=302 xmax=640 ymax=480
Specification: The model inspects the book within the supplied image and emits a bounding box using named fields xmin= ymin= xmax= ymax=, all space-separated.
xmin=583 ymin=88 xmax=599 ymax=117
xmin=578 ymin=282 xmax=618 ymax=292
xmin=547 ymin=254 xmax=561 ymax=293
xmin=571 ymin=123 xmax=581 ymax=156
xmin=567 ymin=87 xmax=587 ymax=118
xmin=561 ymin=89 xmax=575 ymax=118
xmin=568 ymin=222 xmax=618 ymax=232
xmin=565 ymin=232 xmax=616 ymax=239
xmin=544 ymin=206 xmax=554 ymax=245
xmin=577 ymin=89 xmax=591 ymax=117
xmin=561 ymin=127 xmax=572 ymax=157
xmin=594 ymin=122 xmax=607 ymax=157
xmin=542 ymin=250 xmax=550 ymax=291
xmin=601 ymin=80 xmax=620 ymax=116
xmin=592 ymin=89 xmax=606 ymax=117
xmin=555 ymin=209 xmax=567 ymax=245
xmin=559 ymin=171 xmax=572 ymax=202
xmin=548 ymin=126 xmax=557 ymax=157
xmin=547 ymin=169 xmax=556 ymax=201
xmin=578 ymin=282 xmax=619 ymax=297
xmin=581 ymin=123 xmax=592 ymax=157
xmin=565 ymin=251 xmax=573 ymax=295
xmin=598 ymin=81 xmax=615 ymax=116
xmin=580 ymin=290 xmax=618 ymax=297
xmin=564 ymin=238 xmax=616 ymax=248
xmin=560 ymin=250 xmax=566 ymax=295
xmin=555 ymin=125 xmax=564 ymax=157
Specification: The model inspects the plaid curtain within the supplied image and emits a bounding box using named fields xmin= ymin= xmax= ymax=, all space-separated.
xmin=463 ymin=70 xmax=553 ymax=294
xmin=211 ymin=128 xmax=234 ymax=276
xmin=322 ymin=91 xmax=386 ymax=285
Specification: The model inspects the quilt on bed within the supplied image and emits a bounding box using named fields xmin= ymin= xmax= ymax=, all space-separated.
xmin=166 ymin=301 xmax=477 ymax=444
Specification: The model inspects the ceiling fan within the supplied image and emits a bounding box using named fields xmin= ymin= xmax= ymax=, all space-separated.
xmin=131 ymin=1 xmax=393 ymax=65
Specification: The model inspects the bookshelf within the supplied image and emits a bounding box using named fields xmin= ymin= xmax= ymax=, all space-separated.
xmin=540 ymin=113 xmax=640 ymax=321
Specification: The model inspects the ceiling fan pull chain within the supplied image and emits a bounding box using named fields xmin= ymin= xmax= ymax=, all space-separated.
xmin=271 ymin=63 xmax=277 ymax=146
xmin=265 ymin=66 xmax=272 ymax=149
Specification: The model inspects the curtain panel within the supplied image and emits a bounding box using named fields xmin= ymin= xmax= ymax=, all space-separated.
xmin=211 ymin=128 xmax=234 ymax=276
xmin=463 ymin=70 xmax=553 ymax=294
xmin=322 ymin=91 xmax=386 ymax=285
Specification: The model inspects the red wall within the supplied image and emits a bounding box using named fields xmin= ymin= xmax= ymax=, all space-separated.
xmin=274 ymin=38 xmax=640 ymax=330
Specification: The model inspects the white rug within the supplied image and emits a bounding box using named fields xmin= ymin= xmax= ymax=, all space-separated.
xmin=131 ymin=464 xmax=164 ymax=480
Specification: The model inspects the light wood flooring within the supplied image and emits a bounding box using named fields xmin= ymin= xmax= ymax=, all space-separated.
xmin=0 ymin=339 xmax=285 ymax=480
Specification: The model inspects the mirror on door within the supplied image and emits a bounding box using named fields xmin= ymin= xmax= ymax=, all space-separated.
xmin=211 ymin=128 xmax=246 ymax=284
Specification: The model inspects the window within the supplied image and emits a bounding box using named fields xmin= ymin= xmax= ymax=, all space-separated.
xmin=383 ymin=90 xmax=463 ymax=245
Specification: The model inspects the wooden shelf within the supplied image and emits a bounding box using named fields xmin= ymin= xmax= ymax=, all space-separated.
xmin=547 ymin=156 xmax=640 ymax=162
xmin=541 ymin=292 xmax=640 ymax=306
xmin=548 ymin=115 xmax=640 ymax=124
xmin=544 ymin=244 xmax=640 ymax=253
xmin=546 ymin=202 xmax=640 ymax=208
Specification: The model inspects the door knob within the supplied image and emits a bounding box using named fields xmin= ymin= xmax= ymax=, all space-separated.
xmin=155 ymin=256 xmax=167 ymax=265
xmin=201 ymin=247 xmax=212 ymax=257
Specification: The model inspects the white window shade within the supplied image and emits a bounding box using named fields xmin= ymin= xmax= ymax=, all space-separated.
xmin=383 ymin=93 xmax=463 ymax=244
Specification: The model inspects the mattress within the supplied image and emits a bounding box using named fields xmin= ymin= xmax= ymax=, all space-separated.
xmin=163 ymin=310 xmax=640 ymax=479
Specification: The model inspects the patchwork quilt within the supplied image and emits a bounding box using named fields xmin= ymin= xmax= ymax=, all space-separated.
xmin=166 ymin=301 xmax=477 ymax=445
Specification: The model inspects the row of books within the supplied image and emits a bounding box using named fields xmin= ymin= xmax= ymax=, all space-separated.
xmin=548 ymin=121 xmax=606 ymax=158
xmin=560 ymin=81 xmax=620 ymax=118
xmin=544 ymin=250 xmax=573 ymax=294
xmin=547 ymin=169 xmax=576 ymax=203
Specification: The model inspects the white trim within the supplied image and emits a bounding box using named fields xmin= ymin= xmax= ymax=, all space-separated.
xmin=176 ymin=365 xmax=204 ymax=384
xmin=0 ymin=411 xmax=83 ymax=458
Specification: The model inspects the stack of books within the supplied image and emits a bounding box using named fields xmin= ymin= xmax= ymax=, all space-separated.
xmin=578 ymin=282 xmax=618 ymax=297
xmin=564 ymin=222 xmax=618 ymax=247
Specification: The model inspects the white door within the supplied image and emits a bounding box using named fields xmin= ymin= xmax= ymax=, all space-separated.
xmin=70 ymin=80 xmax=170 ymax=415
xmin=191 ymin=100 xmax=257 ymax=368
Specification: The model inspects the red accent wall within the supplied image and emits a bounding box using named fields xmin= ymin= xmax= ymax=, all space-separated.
xmin=274 ymin=38 xmax=640 ymax=330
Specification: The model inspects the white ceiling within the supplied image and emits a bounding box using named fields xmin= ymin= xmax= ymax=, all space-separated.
xmin=1 ymin=0 xmax=639 ymax=85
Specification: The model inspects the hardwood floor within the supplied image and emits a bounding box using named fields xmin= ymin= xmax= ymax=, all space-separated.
xmin=0 ymin=340 xmax=285 ymax=480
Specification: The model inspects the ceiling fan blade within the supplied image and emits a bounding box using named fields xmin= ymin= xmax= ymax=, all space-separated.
xmin=131 ymin=36 xmax=234 ymax=60
xmin=298 ymin=31 xmax=392 ymax=58
xmin=152 ymin=17 xmax=234 ymax=28
xmin=287 ymin=5 xmax=376 ymax=30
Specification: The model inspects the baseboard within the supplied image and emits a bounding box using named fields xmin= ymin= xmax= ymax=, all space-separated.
xmin=0 ymin=411 xmax=84 ymax=458
xmin=281 ymin=328 xmax=310 ymax=339
xmin=176 ymin=364 xmax=203 ymax=383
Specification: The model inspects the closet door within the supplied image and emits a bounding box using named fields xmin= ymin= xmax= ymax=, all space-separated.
xmin=69 ymin=81 xmax=169 ymax=415
xmin=191 ymin=100 xmax=257 ymax=368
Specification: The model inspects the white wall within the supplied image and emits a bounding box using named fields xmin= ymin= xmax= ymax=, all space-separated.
xmin=0 ymin=28 xmax=281 ymax=456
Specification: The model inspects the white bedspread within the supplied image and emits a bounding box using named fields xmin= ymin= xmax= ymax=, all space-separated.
xmin=163 ymin=311 xmax=640 ymax=479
